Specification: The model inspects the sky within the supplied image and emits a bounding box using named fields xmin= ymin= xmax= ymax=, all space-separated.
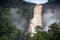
xmin=24 ymin=0 xmax=48 ymax=4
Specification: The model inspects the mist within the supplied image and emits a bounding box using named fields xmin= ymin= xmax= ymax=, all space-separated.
xmin=42 ymin=5 xmax=60 ymax=31
xmin=24 ymin=0 xmax=48 ymax=4
xmin=10 ymin=8 xmax=27 ymax=30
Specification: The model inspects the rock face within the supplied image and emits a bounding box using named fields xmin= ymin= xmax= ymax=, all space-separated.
xmin=0 ymin=0 xmax=35 ymax=32
xmin=48 ymin=0 xmax=60 ymax=2
xmin=9 ymin=1 xmax=35 ymax=31
xmin=42 ymin=1 xmax=60 ymax=31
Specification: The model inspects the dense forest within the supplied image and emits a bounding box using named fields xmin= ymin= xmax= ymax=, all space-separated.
xmin=0 ymin=0 xmax=35 ymax=40
xmin=0 ymin=0 xmax=60 ymax=40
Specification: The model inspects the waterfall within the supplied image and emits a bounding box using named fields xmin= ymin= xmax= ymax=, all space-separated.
xmin=29 ymin=4 xmax=42 ymax=36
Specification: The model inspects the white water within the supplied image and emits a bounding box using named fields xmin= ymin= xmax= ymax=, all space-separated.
xmin=29 ymin=4 xmax=42 ymax=34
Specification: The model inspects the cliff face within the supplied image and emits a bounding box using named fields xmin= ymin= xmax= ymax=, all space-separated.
xmin=0 ymin=0 xmax=35 ymax=31
xmin=42 ymin=1 xmax=60 ymax=31
xmin=10 ymin=1 xmax=35 ymax=31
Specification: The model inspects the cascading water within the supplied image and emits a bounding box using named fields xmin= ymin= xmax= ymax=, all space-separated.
xmin=29 ymin=4 xmax=42 ymax=34
xmin=25 ymin=0 xmax=48 ymax=37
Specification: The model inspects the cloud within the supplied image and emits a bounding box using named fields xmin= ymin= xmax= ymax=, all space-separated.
xmin=24 ymin=0 xmax=48 ymax=4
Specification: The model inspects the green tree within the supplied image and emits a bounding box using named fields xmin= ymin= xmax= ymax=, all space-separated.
xmin=0 ymin=8 xmax=17 ymax=40
xmin=31 ymin=22 xmax=60 ymax=40
xmin=49 ymin=23 xmax=60 ymax=40
xmin=31 ymin=31 xmax=51 ymax=40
